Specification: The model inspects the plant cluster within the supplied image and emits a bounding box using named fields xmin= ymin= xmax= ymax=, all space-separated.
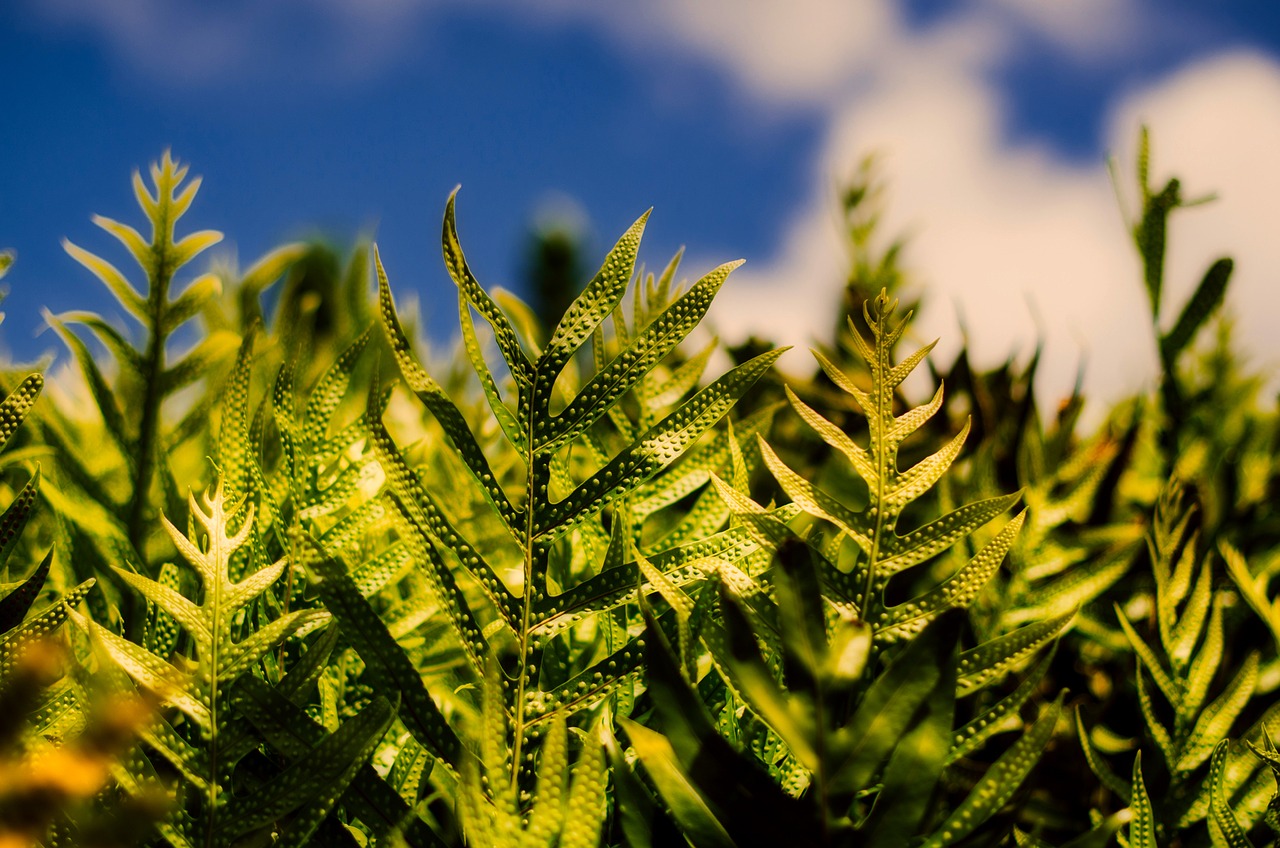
xmin=1 ymin=132 xmax=1279 ymax=847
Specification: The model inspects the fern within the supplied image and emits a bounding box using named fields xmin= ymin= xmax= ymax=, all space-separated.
xmin=1076 ymin=482 xmax=1269 ymax=840
xmin=721 ymin=290 xmax=1024 ymax=647
xmin=73 ymin=478 xmax=335 ymax=847
xmin=618 ymin=297 xmax=1065 ymax=846
xmin=47 ymin=153 xmax=301 ymax=638
xmin=626 ymin=542 xmax=1064 ymax=847
xmin=363 ymin=191 xmax=782 ymax=839
xmin=1113 ymin=127 xmax=1233 ymax=472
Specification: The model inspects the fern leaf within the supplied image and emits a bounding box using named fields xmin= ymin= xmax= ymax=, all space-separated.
xmin=0 ymin=548 xmax=51 ymax=631
xmin=1177 ymin=653 xmax=1259 ymax=774
xmin=956 ymin=610 xmax=1073 ymax=695
xmin=1116 ymin=605 xmax=1181 ymax=705
xmin=300 ymin=532 xmax=463 ymax=764
xmin=919 ymin=695 xmax=1062 ymax=848
xmin=875 ymin=511 xmax=1025 ymax=642
xmin=1209 ymin=741 xmax=1257 ymax=848
xmin=533 ymin=260 xmax=744 ymax=454
xmin=535 ymin=347 xmax=784 ymax=543
xmin=1129 ymin=751 xmax=1158 ymax=848
xmin=760 ymin=292 xmax=1020 ymax=640
xmin=1073 ymin=708 xmax=1131 ymax=803
xmin=222 ymin=695 xmax=396 ymax=847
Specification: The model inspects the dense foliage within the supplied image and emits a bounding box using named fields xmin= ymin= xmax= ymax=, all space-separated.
xmin=2 ymin=133 xmax=1279 ymax=847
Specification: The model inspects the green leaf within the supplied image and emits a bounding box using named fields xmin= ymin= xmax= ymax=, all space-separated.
xmin=875 ymin=511 xmax=1025 ymax=643
xmin=1129 ymin=751 xmax=1158 ymax=848
xmin=638 ymin=600 xmax=818 ymax=847
xmin=61 ymin=238 xmax=148 ymax=322
xmin=163 ymin=272 xmax=221 ymax=333
xmin=44 ymin=311 xmax=132 ymax=455
xmin=533 ymin=259 xmax=745 ymax=453
xmin=1177 ymin=653 xmax=1259 ymax=774
xmin=621 ymin=719 xmax=736 ymax=848
xmin=300 ymin=532 xmax=463 ymax=765
xmin=224 ymin=695 xmax=397 ymax=846
xmin=441 ymin=189 xmax=533 ymax=385
xmin=920 ymin=695 xmax=1063 ymax=848
xmin=830 ymin=610 xmax=963 ymax=798
xmin=539 ymin=209 xmax=649 ymax=381
xmin=1161 ymin=257 xmax=1232 ymax=364
xmin=1209 ymin=741 xmax=1256 ymax=848
xmin=534 ymin=347 xmax=785 ymax=542
xmin=232 ymin=675 xmax=447 ymax=848
xmin=0 ymin=546 xmax=50 ymax=632
xmin=949 ymin=646 xmax=1055 ymax=765
xmin=1182 ymin=591 xmax=1223 ymax=721
xmin=560 ymin=732 xmax=609 ymax=848
xmin=956 ymin=610 xmax=1073 ymax=695
xmin=717 ymin=580 xmax=818 ymax=770
xmin=376 ymin=253 xmax=521 ymax=533
xmin=1116 ymin=604 xmax=1180 ymax=706
xmin=862 ymin=613 xmax=956 ymax=847
xmin=1074 ymin=707 xmax=1131 ymax=803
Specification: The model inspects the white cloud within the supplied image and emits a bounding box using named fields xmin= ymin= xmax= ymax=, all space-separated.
xmin=22 ymin=0 xmax=432 ymax=84
xmin=633 ymin=0 xmax=900 ymax=104
xmin=978 ymin=0 xmax=1145 ymax=60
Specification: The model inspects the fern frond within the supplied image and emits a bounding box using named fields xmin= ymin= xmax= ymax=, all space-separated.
xmin=79 ymin=478 xmax=328 ymax=847
xmin=755 ymin=290 xmax=1021 ymax=642
xmin=372 ymin=192 xmax=780 ymax=797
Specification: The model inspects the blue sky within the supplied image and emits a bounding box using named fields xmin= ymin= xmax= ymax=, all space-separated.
xmin=3 ymin=0 xmax=1280 ymax=408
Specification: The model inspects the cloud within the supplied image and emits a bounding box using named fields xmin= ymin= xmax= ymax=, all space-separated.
xmin=977 ymin=0 xmax=1145 ymax=60
xmin=21 ymin=0 xmax=434 ymax=84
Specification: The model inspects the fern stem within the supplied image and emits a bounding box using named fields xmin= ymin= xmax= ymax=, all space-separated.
xmin=128 ymin=205 xmax=174 ymax=562
xmin=510 ymin=442 xmax=544 ymax=794
xmin=861 ymin=298 xmax=892 ymax=626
